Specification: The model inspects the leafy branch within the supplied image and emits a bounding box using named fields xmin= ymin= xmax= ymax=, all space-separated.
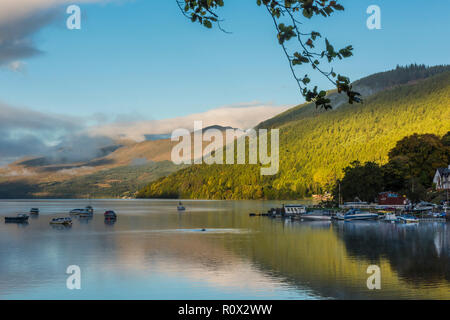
xmin=176 ymin=0 xmax=362 ymax=109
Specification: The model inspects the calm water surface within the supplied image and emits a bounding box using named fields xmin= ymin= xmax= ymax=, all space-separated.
xmin=0 ymin=199 xmax=449 ymax=300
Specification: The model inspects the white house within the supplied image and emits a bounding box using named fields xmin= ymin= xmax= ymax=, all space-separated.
xmin=433 ymin=165 xmax=450 ymax=190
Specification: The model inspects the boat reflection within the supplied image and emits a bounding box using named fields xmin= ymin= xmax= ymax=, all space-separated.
xmin=332 ymin=221 xmax=450 ymax=284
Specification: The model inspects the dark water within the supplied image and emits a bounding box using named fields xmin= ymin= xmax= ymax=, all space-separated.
xmin=0 ymin=199 xmax=449 ymax=300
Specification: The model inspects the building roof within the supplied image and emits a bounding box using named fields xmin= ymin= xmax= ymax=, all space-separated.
xmin=436 ymin=167 xmax=450 ymax=177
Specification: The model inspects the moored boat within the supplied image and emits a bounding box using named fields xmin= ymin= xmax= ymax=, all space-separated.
xmin=177 ymin=202 xmax=186 ymax=211
xmin=5 ymin=214 xmax=29 ymax=223
xmin=50 ymin=217 xmax=72 ymax=225
xmin=30 ymin=208 xmax=39 ymax=215
xmin=398 ymin=215 xmax=419 ymax=223
xmin=104 ymin=210 xmax=117 ymax=219
xmin=413 ymin=201 xmax=437 ymax=212
xmin=299 ymin=211 xmax=334 ymax=221
xmin=70 ymin=208 xmax=92 ymax=215
xmin=335 ymin=209 xmax=379 ymax=221
xmin=383 ymin=212 xmax=399 ymax=223
xmin=283 ymin=204 xmax=307 ymax=216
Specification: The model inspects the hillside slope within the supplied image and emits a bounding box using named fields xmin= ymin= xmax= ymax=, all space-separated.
xmin=0 ymin=126 xmax=234 ymax=198
xmin=138 ymin=66 xmax=450 ymax=200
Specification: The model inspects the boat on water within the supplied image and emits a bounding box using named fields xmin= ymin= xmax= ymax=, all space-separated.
xmin=413 ymin=201 xmax=437 ymax=212
xmin=30 ymin=208 xmax=39 ymax=215
xmin=298 ymin=211 xmax=334 ymax=221
xmin=266 ymin=204 xmax=307 ymax=218
xmin=70 ymin=206 xmax=93 ymax=215
xmin=430 ymin=212 xmax=446 ymax=219
xmin=383 ymin=212 xmax=399 ymax=223
xmin=335 ymin=209 xmax=379 ymax=221
xmin=283 ymin=205 xmax=307 ymax=216
xmin=104 ymin=210 xmax=117 ymax=219
xmin=50 ymin=217 xmax=72 ymax=225
xmin=398 ymin=215 xmax=419 ymax=223
xmin=177 ymin=202 xmax=186 ymax=211
xmin=5 ymin=214 xmax=29 ymax=223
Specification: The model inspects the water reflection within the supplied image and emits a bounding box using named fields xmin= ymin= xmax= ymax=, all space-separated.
xmin=104 ymin=218 xmax=117 ymax=226
xmin=333 ymin=221 xmax=450 ymax=284
xmin=0 ymin=199 xmax=448 ymax=299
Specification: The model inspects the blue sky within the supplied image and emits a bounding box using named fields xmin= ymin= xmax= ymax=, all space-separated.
xmin=0 ymin=0 xmax=449 ymax=121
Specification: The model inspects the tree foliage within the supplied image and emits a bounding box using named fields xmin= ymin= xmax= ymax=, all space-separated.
xmin=335 ymin=133 xmax=450 ymax=203
xmin=176 ymin=0 xmax=360 ymax=109
xmin=336 ymin=161 xmax=384 ymax=203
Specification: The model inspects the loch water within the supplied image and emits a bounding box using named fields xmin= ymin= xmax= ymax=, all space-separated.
xmin=0 ymin=199 xmax=449 ymax=299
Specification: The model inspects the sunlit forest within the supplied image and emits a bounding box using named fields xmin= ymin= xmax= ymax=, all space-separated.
xmin=138 ymin=66 xmax=450 ymax=200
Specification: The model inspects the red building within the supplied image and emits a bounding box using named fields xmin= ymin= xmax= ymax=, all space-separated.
xmin=378 ymin=192 xmax=407 ymax=206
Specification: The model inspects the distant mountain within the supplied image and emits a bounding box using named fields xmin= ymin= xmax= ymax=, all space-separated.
xmin=138 ymin=65 xmax=450 ymax=199
xmin=0 ymin=124 xmax=238 ymax=198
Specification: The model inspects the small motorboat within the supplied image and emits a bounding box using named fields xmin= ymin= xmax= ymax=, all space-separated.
xmin=70 ymin=208 xmax=91 ymax=215
xmin=50 ymin=217 xmax=72 ymax=225
xmin=85 ymin=206 xmax=94 ymax=214
xmin=413 ymin=201 xmax=437 ymax=212
xmin=177 ymin=202 xmax=186 ymax=211
xmin=431 ymin=212 xmax=446 ymax=218
xmin=335 ymin=209 xmax=379 ymax=221
xmin=5 ymin=214 xmax=29 ymax=223
xmin=299 ymin=211 xmax=334 ymax=221
xmin=398 ymin=215 xmax=419 ymax=223
xmin=30 ymin=208 xmax=39 ymax=215
xmin=383 ymin=212 xmax=399 ymax=223
xmin=104 ymin=210 xmax=117 ymax=219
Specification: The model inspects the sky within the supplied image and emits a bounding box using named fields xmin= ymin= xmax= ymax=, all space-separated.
xmin=0 ymin=0 xmax=449 ymax=163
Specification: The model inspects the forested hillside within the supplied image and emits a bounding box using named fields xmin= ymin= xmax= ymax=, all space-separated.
xmin=138 ymin=66 xmax=450 ymax=200
xmin=0 ymin=161 xmax=183 ymax=199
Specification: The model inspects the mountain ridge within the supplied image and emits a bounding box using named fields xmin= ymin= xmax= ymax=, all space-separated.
xmin=138 ymin=65 xmax=450 ymax=200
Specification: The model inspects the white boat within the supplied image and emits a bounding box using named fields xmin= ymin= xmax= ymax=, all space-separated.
xmin=299 ymin=214 xmax=332 ymax=221
xmin=299 ymin=211 xmax=334 ymax=220
xmin=413 ymin=201 xmax=437 ymax=211
xmin=283 ymin=205 xmax=307 ymax=216
xmin=50 ymin=217 xmax=72 ymax=225
xmin=383 ymin=212 xmax=399 ymax=223
xmin=335 ymin=209 xmax=379 ymax=221
xmin=398 ymin=215 xmax=419 ymax=223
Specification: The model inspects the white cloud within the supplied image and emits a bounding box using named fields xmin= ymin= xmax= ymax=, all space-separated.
xmin=89 ymin=103 xmax=290 ymax=141
xmin=0 ymin=100 xmax=290 ymax=165
xmin=0 ymin=0 xmax=113 ymax=68
xmin=0 ymin=0 xmax=109 ymax=23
